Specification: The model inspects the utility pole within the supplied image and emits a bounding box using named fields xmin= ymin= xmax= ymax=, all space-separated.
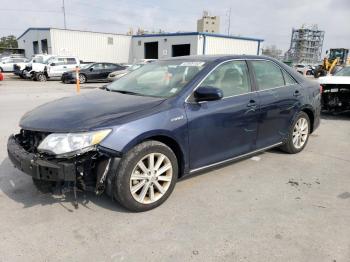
xmin=227 ymin=7 xmax=231 ymax=35
xmin=62 ymin=0 xmax=67 ymax=29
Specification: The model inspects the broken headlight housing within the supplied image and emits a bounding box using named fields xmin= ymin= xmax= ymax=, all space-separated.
xmin=38 ymin=129 xmax=111 ymax=156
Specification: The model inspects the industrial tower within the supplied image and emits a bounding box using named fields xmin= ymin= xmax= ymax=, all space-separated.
xmin=285 ymin=25 xmax=325 ymax=64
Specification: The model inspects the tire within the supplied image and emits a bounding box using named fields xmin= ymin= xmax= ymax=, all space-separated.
xmin=79 ymin=74 xmax=86 ymax=84
xmin=32 ymin=178 xmax=56 ymax=194
xmin=36 ymin=73 xmax=47 ymax=82
xmin=314 ymin=67 xmax=327 ymax=78
xmin=113 ymin=140 xmax=178 ymax=212
xmin=280 ymin=112 xmax=310 ymax=154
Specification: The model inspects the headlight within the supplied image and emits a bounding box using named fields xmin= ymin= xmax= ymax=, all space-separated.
xmin=109 ymin=74 xmax=116 ymax=77
xmin=38 ymin=129 xmax=111 ymax=156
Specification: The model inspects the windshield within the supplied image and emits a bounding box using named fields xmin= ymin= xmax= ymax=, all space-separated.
xmin=45 ymin=57 xmax=56 ymax=64
xmin=329 ymin=49 xmax=345 ymax=60
xmin=80 ymin=63 xmax=92 ymax=69
xmin=107 ymin=60 xmax=206 ymax=98
xmin=32 ymin=56 xmax=44 ymax=63
xmin=335 ymin=67 xmax=350 ymax=76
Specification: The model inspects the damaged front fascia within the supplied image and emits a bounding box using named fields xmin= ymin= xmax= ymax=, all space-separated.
xmin=322 ymin=84 xmax=350 ymax=111
xmin=14 ymin=133 xmax=122 ymax=195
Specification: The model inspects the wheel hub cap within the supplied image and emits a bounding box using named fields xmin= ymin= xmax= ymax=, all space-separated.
xmin=130 ymin=153 xmax=173 ymax=204
xmin=292 ymin=117 xmax=308 ymax=149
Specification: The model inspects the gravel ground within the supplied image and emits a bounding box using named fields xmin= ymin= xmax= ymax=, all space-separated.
xmin=0 ymin=74 xmax=349 ymax=262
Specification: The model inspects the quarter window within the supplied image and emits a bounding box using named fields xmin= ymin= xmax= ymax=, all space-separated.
xmin=283 ymin=70 xmax=297 ymax=85
xmin=201 ymin=60 xmax=251 ymax=97
xmin=251 ymin=60 xmax=285 ymax=90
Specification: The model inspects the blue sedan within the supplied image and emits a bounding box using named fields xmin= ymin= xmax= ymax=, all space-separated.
xmin=7 ymin=55 xmax=321 ymax=212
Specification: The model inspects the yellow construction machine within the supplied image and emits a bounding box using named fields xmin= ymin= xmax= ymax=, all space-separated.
xmin=314 ymin=48 xmax=349 ymax=78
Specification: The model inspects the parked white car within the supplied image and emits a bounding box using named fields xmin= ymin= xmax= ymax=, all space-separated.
xmin=14 ymin=54 xmax=54 ymax=78
xmin=30 ymin=56 xmax=80 ymax=81
xmin=318 ymin=66 xmax=350 ymax=112
xmin=0 ymin=57 xmax=29 ymax=72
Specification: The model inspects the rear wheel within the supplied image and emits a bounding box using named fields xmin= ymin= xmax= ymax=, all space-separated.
xmin=314 ymin=67 xmax=327 ymax=78
xmin=281 ymin=112 xmax=310 ymax=154
xmin=113 ymin=141 xmax=178 ymax=212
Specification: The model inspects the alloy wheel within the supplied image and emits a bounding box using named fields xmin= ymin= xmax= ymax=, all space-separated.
xmin=79 ymin=74 xmax=86 ymax=83
xmin=130 ymin=153 xmax=173 ymax=204
xmin=292 ymin=117 xmax=308 ymax=149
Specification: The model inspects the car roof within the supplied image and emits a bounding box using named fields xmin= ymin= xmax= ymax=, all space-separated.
xmin=160 ymin=54 xmax=272 ymax=63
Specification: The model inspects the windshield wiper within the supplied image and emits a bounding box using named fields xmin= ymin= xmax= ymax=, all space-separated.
xmin=110 ymin=90 xmax=143 ymax=96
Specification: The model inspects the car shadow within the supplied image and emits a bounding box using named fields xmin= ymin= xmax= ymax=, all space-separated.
xmin=0 ymin=157 xmax=130 ymax=213
xmin=321 ymin=111 xmax=350 ymax=120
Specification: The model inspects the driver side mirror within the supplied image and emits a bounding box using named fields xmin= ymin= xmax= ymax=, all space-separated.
xmin=90 ymin=67 xmax=94 ymax=71
xmin=50 ymin=63 xmax=56 ymax=66
xmin=194 ymin=86 xmax=223 ymax=102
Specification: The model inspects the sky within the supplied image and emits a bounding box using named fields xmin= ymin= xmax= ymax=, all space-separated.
xmin=0 ymin=0 xmax=349 ymax=54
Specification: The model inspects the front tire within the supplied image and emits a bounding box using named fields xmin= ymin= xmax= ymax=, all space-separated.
xmin=36 ymin=73 xmax=47 ymax=82
xmin=281 ymin=112 xmax=310 ymax=154
xmin=114 ymin=141 xmax=178 ymax=212
xmin=79 ymin=74 xmax=86 ymax=84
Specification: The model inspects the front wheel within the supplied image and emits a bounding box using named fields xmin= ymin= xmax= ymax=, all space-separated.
xmin=113 ymin=141 xmax=178 ymax=212
xmin=281 ymin=112 xmax=310 ymax=154
xmin=36 ymin=73 xmax=47 ymax=82
xmin=79 ymin=74 xmax=86 ymax=84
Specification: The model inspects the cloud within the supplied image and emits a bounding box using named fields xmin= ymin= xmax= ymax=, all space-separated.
xmin=0 ymin=0 xmax=349 ymax=54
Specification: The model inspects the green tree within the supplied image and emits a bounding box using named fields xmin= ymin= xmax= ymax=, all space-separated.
xmin=0 ymin=35 xmax=18 ymax=48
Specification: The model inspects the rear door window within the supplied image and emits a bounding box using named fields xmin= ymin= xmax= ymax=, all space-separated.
xmin=66 ymin=58 xmax=77 ymax=64
xmin=201 ymin=60 xmax=251 ymax=97
xmin=251 ymin=60 xmax=285 ymax=90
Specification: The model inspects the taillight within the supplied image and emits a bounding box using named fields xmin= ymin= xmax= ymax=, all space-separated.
xmin=320 ymin=85 xmax=323 ymax=93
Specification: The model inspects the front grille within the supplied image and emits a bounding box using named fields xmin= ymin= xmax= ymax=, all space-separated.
xmin=16 ymin=129 xmax=50 ymax=153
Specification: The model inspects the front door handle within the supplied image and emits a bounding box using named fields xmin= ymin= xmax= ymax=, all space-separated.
xmin=247 ymin=100 xmax=257 ymax=107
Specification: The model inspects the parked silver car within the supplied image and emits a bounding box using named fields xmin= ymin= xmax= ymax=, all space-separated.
xmin=107 ymin=60 xmax=156 ymax=82
xmin=0 ymin=57 xmax=29 ymax=72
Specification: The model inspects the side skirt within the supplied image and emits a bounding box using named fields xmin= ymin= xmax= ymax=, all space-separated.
xmin=189 ymin=142 xmax=283 ymax=174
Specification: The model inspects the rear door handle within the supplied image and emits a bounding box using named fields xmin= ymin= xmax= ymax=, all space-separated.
xmin=294 ymin=90 xmax=301 ymax=97
xmin=247 ymin=100 xmax=257 ymax=107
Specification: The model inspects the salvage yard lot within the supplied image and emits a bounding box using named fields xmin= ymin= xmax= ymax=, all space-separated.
xmin=0 ymin=74 xmax=350 ymax=261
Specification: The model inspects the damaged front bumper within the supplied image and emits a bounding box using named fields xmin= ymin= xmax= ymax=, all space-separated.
xmin=7 ymin=134 xmax=121 ymax=196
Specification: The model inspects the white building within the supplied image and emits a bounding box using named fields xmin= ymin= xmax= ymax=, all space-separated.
xmin=131 ymin=32 xmax=263 ymax=62
xmin=17 ymin=28 xmax=263 ymax=63
xmin=17 ymin=28 xmax=132 ymax=63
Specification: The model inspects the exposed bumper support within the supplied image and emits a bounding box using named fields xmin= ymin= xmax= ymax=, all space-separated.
xmin=7 ymin=135 xmax=76 ymax=181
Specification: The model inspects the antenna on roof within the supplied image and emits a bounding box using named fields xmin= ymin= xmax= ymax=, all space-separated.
xmin=62 ymin=0 xmax=67 ymax=29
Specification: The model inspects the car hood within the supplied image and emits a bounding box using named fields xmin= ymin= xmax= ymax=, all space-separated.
xmin=318 ymin=76 xmax=350 ymax=85
xmin=20 ymin=89 xmax=165 ymax=132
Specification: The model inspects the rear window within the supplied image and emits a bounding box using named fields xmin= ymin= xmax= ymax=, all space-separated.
xmin=251 ymin=60 xmax=285 ymax=90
